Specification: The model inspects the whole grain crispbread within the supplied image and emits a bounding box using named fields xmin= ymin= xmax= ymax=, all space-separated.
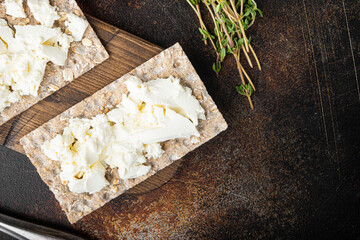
xmin=0 ymin=0 xmax=109 ymax=125
xmin=20 ymin=43 xmax=228 ymax=224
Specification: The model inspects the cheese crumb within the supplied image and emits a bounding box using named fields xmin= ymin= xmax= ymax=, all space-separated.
xmin=65 ymin=13 xmax=89 ymax=41
xmin=0 ymin=40 xmax=6 ymax=54
xmin=5 ymin=0 xmax=26 ymax=18
xmin=27 ymin=0 xmax=59 ymax=27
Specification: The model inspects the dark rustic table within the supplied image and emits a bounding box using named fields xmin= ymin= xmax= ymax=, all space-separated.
xmin=1 ymin=0 xmax=360 ymax=239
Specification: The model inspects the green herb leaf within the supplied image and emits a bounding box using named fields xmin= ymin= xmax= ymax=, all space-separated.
xmin=215 ymin=3 xmax=221 ymax=14
xmin=236 ymin=84 xmax=253 ymax=96
xmin=244 ymin=8 xmax=251 ymax=17
xmin=220 ymin=47 xmax=226 ymax=61
xmin=212 ymin=62 xmax=217 ymax=72
xmin=212 ymin=61 xmax=222 ymax=74
xmin=238 ymin=38 xmax=245 ymax=46
xmin=236 ymin=85 xmax=246 ymax=96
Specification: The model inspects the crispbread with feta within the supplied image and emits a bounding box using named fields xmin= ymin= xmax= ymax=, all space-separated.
xmin=41 ymin=75 xmax=207 ymax=194
xmin=0 ymin=0 xmax=109 ymax=125
xmin=20 ymin=43 xmax=228 ymax=224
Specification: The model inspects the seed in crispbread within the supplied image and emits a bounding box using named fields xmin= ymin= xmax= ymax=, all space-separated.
xmin=82 ymin=38 xmax=93 ymax=46
xmin=63 ymin=68 xmax=74 ymax=82
xmin=73 ymin=9 xmax=81 ymax=16
xmin=84 ymin=206 xmax=92 ymax=212
xmin=49 ymin=84 xmax=60 ymax=91
xmin=210 ymin=106 xmax=218 ymax=112
xmin=111 ymin=185 xmax=118 ymax=193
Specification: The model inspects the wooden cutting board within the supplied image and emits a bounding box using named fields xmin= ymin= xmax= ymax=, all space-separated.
xmin=0 ymin=15 xmax=181 ymax=194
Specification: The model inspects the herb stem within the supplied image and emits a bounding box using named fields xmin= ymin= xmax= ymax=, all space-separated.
xmin=233 ymin=52 xmax=245 ymax=85
xmin=211 ymin=2 xmax=235 ymax=48
xmin=240 ymin=64 xmax=255 ymax=90
xmin=230 ymin=0 xmax=249 ymax=52
xmin=186 ymin=0 xmax=218 ymax=55
xmin=235 ymin=51 xmax=254 ymax=109
xmin=197 ymin=5 xmax=208 ymax=45
xmin=187 ymin=0 xmax=262 ymax=109
xmin=204 ymin=2 xmax=224 ymax=50
xmin=221 ymin=4 xmax=237 ymax=21
xmin=240 ymin=0 xmax=244 ymax=19
xmin=249 ymin=44 xmax=261 ymax=70
xmin=241 ymin=44 xmax=253 ymax=68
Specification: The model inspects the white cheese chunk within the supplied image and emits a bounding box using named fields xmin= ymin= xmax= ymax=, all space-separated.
xmin=37 ymin=45 xmax=65 ymax=66
xmin=0 ymin=38 xmax=7 ymax=54
xmin=66 ymin=161 xmax=109 ymax=194
xmin=27 ymin=0 xmax=59 ymax=27
xmin=0 ymin=1 xmax=82 ymax=112
xmin=0 ymin=24 xmax=72 ymax=111
xmin=0 ymin=22 xmax=15 ymax=48
xmin=125 ymin=76 xmax=206 ymax=125
xmin=42 ymin=134 xmax=74 ymax=161
xmin=5 ymin=0 xmax=26 ymax=18
xmin=144 ymin=143 xmax=164 ymax=159
xmin=13 ymin=53 xmax=47 ymax=96
xmin=14 ymin=25 xmax=59 ymax=48
xmin=65 ymin=13 xmax=89 ymax=41
xmin=42 ymin=76 xmax=206 ymax=194
xmin=0 ymin=19 xmax=7 ymax=26
xmin=130 ymin=107 xmax=201 ymax=144
xmin=0 ymin=85 xmax=21 ymax=111
xmin=0 ymin=86 xmax=12 ymax=111
xmin=2 ymin=52 xmax=48 ymax=96
xmin=37 ymin=32 xmax=73 ymax=66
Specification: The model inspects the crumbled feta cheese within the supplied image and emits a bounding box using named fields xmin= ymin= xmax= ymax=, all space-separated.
xmin=0 ymin=85 xmax=21 ymax=111
xmin=37 ymin=31 xmax=73 ymax=66
xmin=42 ymin=76 xmax=206 ymax=194
xmin=0 ymin=21 xmax=73 ymax=111
xmin=66 ymin=161 xmax=109 ymax=194
xmin=27 ymin=0 xmax=59 ymax=27
xmin=65 ymin=13 xmax=89 ymax=41
xmin=144 ymin=143 xmax=164 ymax=159
xmin=0 ymin=21 xmax=15 ymax=48
xmin=5 ymin=0 xmax=26 ymax=18
xmin=0 ymin=39 xmax=7 ymax=54
xmin=0 ymin=19 xmax=8 ymax=26
xmin=6 ymin=52 xmax=48 ymax=96
xmin=0 ymin=0 xmax=96 ymax=113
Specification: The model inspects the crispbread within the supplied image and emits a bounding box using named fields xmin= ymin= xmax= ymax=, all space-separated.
xmin=20 ymin=43 xmax=228 ymax=224
xmin=0 ymin=0 xmax=109 ymax=125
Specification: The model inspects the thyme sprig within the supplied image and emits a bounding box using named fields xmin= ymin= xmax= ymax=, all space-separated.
xmin=186 ymin=0 xmax=262 ymax=109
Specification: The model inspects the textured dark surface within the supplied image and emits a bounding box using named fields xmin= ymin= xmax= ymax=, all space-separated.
xmin=1 ymin=0 xmax=360 ymax=239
